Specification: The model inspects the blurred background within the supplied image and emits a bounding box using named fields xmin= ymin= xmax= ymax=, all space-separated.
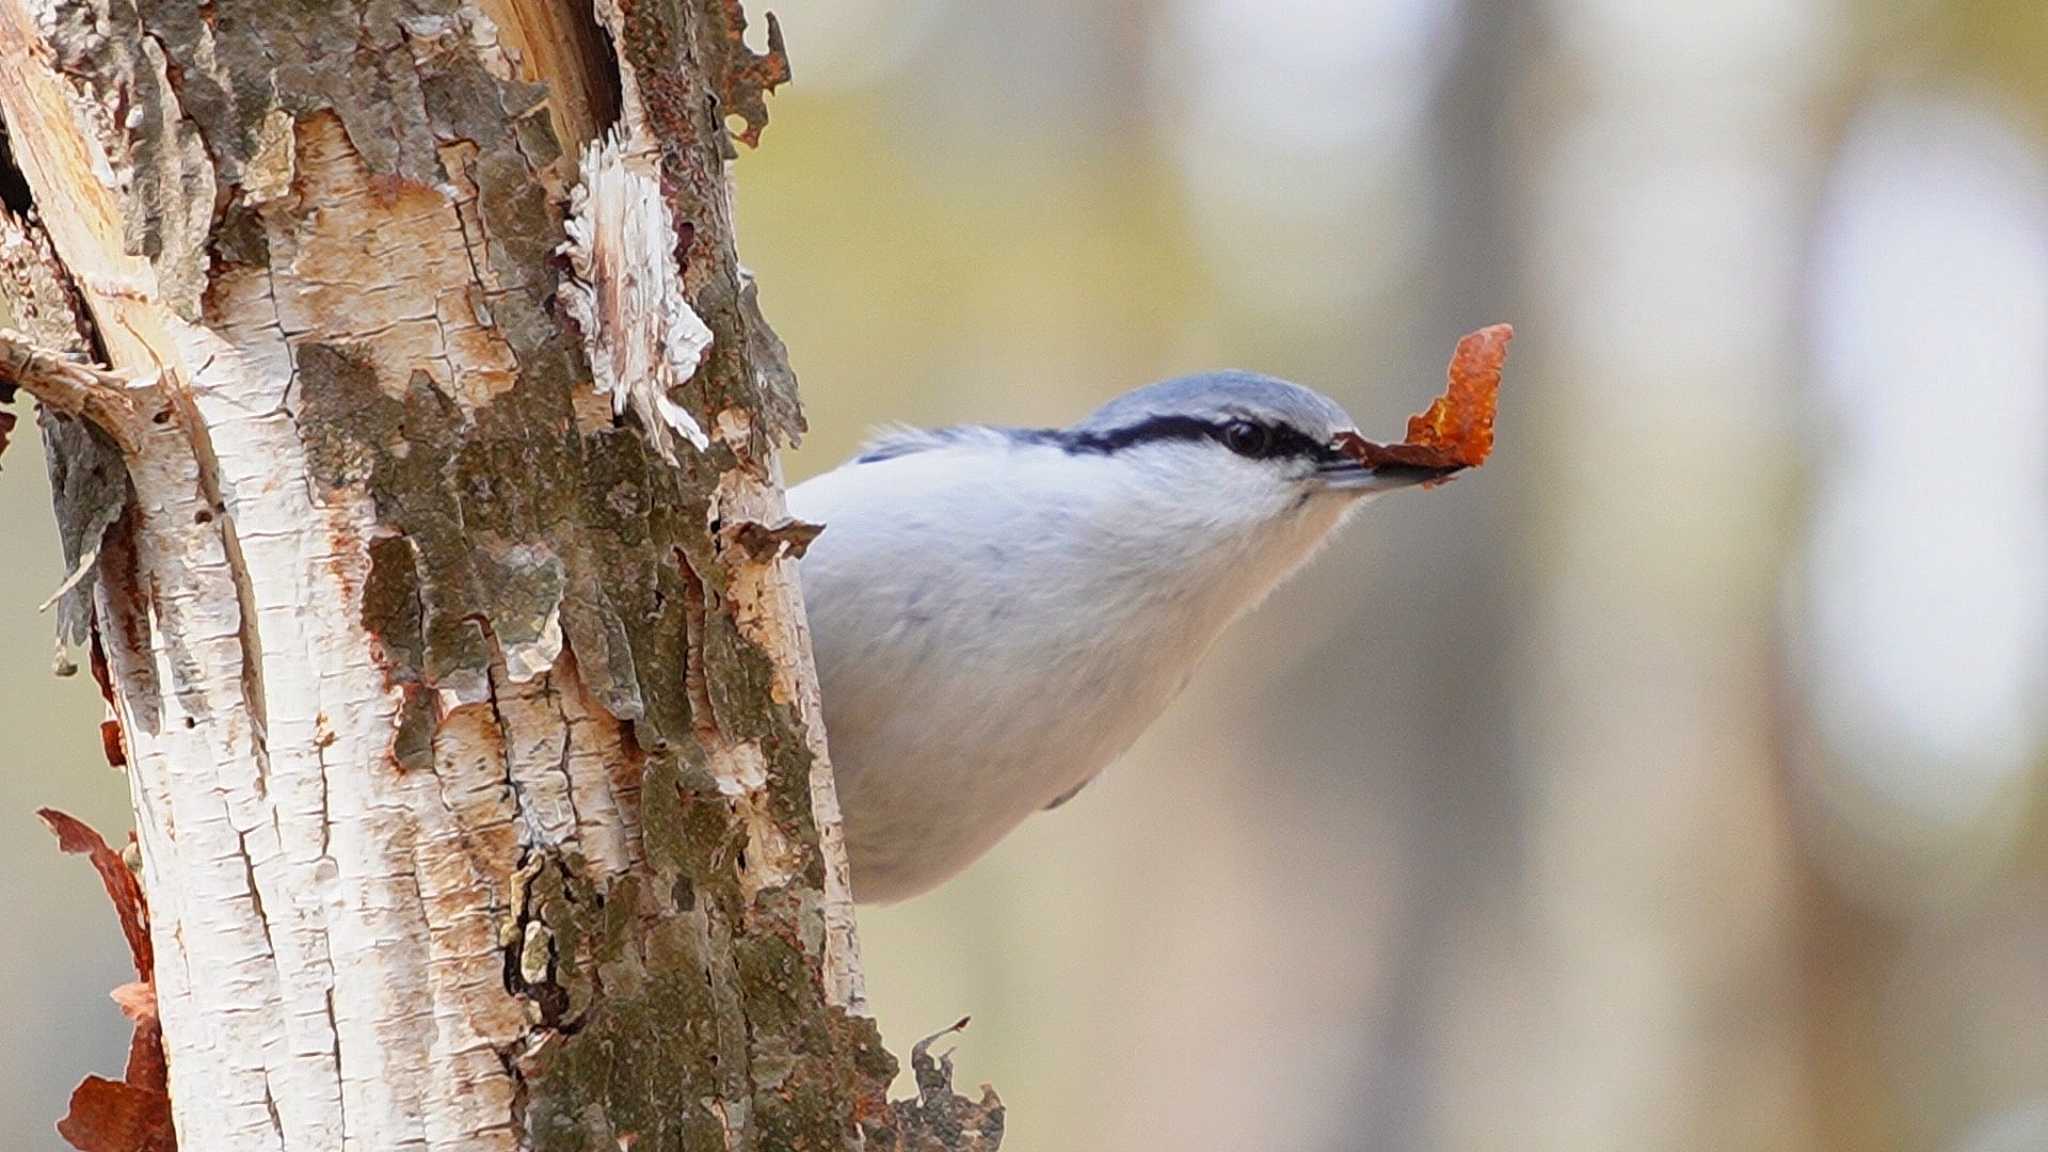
xmin=4 ymin=1 xmax=2045 ymax=1148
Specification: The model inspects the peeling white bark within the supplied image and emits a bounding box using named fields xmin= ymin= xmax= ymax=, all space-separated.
xmin=5 ymin=15 xmax=579 ymax=1152
xmin=558 ymin=132 xmax=715 ymax=459
xmin=3 ymin=0 xmax=891 ymax=1146
xmin=71 ymin=141 xmax=551 ymax=1152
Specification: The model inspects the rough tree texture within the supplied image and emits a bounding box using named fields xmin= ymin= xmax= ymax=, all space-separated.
xmin=0 ymin=1 xmax=997 ymax=1149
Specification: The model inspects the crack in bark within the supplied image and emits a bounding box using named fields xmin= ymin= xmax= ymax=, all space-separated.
xmin=680 ymin=557 xmax=722 ymax=750
xmin=323 ymin=987 xmax=346 ymax=1143
xmin=543 ymin=676 xmax=585 ymax=837
xmin=213 ymin=503 xmax=271 ymax=787
xmin=261 ymin=1081 xmax=283 ymax=1146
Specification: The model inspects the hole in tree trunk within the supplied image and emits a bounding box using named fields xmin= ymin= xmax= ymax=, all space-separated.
xmin=0 ymin=121 xmax=35 ymax=218
xmin=590 ymin=22 xmax=624 ymax=135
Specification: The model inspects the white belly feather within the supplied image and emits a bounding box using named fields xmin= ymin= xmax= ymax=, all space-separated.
xmin=789 ymin=436 xmax=1351 ymax=902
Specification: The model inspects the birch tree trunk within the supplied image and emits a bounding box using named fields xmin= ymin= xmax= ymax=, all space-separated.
xmin=0 ymin=1 xmax=998 ymax=1149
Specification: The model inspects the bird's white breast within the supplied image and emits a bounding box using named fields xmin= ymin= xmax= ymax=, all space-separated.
xmin=789 ymin=437 xmax=1351 ymax=902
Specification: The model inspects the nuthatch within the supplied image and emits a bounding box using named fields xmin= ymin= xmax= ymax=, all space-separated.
xmin=790 ymin=373 xmax=1462 ymax=903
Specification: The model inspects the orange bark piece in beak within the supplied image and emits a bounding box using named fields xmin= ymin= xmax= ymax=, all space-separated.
xmin=1335 ymin=323 xmax=1512 ymax=475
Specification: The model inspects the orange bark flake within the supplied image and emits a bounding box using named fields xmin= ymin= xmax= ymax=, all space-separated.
xmin=39 ymin=809 xmax=173 ymax=1152
xmin=1336 ymin=323 xmax=1513 ymax=479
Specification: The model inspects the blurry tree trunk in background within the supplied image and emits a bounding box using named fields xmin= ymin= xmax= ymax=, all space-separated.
xmin=1508 ymin=5 xmax=1833 ymax=1150
xmin=0 ymin=1 xmax=995 ymax=1149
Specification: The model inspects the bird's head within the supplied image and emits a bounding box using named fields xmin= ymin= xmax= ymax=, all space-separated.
xmin=1054 ymin=370 xmax=1461 ymax=608
xmin=1068 ymin=369 xmax=1456 ymax=513
xmin=831 ymin=370 xmax=1466 ymax=625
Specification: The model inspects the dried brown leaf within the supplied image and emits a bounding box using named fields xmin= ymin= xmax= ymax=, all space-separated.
xmin=55 ymin=1077 xmax=174 ymax=1152
xmin=121 ymin=1018 xmax=168 ymax=1098
xmin=100 ymin=714 xmax=127 ymax=768
xmin=1338 ymin=323 xmax=1513 ymax=478
xmin=39 ymin=808 xmax=151 ymax=979
xmin=41 ymin=810 xmax=172 ymax=1151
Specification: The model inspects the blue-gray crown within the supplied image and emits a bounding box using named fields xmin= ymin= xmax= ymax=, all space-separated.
xmin=1073 ymin=371 xmax=1355 ymax=442
xmin=856 ymin=371 xmax=1359 ymax=465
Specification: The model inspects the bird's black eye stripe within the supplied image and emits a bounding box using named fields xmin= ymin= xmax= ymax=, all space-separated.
xmin=1002 ymin=415 xmax=1335 ymax=461
xmin=855 ymin=415 xmax=1350 ymax=466
xmin=1217 ymin=419 xmax=1329 ymax=461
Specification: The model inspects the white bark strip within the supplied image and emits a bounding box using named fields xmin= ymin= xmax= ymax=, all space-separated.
xmin=558 ymin=132 xmax=716 ymax=459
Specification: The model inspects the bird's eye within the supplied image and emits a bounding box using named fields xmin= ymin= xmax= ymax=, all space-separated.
xmin=1221 ymin=419 xmax=1273 ymax=458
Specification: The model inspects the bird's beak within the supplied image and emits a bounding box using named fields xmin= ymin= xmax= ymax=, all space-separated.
xmin=1315 ymin=431 xmax=1462 ymax=494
